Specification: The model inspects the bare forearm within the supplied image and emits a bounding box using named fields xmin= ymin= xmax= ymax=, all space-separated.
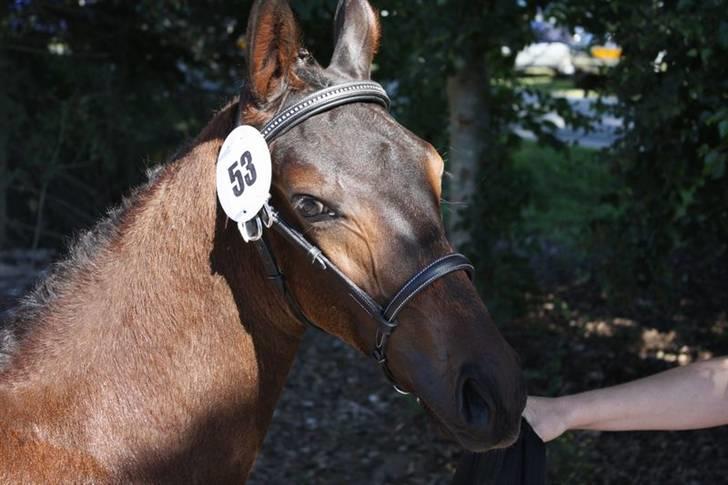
xmin=563 ymin=357 xmax=728 ymax=432
xmin=524 ymin=357 xmax=728 ymax=442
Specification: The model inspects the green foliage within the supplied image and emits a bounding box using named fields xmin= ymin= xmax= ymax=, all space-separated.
xmin=513 ymin=142 xmax=617 ymax=251
xmin=460 ymin=137 xmax=536 ymax=320
xmin=550 ymin=0 xmax=728 ymax=306
xmin=371 ymin=0 xmax=592 ymax=148
xmin=369 ymin=1 xmax=593 ymax=318
xmin=2 ymin=0 xmax=571 ymax=322
xmin=1 ymin=1 xmax=252 ymax=247
xmin=5 ymin=0 xmax=725 ymax=318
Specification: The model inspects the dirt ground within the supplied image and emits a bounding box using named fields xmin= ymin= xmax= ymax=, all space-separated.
xmin=250 ymin=276 xmax=728 ymax=485
xmin=2 ymin=250 xmax=727 ymax=484
xmin=247 ymin=330 xmax=464 ymax=484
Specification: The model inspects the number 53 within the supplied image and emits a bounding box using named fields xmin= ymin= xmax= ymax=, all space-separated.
xmin=228 ymin=151 xmax=257 ymax=197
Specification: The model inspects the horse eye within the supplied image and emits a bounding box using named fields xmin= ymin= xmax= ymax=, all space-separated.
xmin=292 ymin=195 xmax=336 ymax=220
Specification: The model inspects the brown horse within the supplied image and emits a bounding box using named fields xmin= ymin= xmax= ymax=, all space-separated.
xmin=0 ymin=0 xmax=526 ymax=482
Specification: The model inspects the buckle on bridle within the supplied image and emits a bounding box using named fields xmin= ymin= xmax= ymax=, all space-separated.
xmin=259 ymin=199 xmax=275 ymax=229
xmin=238 ymin=199 xmax=275 ymax=243
xmin=238 ymin=218 xmax=263 ymax=243
xmin=375 ymin=324 xmax=395 ymax=350
xmin=307 ymin=247 xmax=326 ymax=269
xmin=372 ymin=346 xmax=386 ymax=364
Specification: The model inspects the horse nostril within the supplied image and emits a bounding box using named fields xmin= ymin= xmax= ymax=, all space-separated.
xmin=461 ymin=378 xmax=491 ymax=427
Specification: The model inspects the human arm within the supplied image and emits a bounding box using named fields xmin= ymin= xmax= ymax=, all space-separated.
xmin=523 ymin=357 xmax=728 ymax=442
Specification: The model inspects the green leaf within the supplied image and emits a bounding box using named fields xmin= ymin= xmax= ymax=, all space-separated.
xmin=700 ymin=48 xmax=713 ymax=64
xmin=704 ymin=150 xmax=726 ymax=179
xmin=720 ymin=21 xmax=728 ymax=49
xmin=719 ymin=120 xmax=728 ymax=139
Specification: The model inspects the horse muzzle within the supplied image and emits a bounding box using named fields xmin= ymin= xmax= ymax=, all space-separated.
xmin=417 ymin=363 xmax=527 ymax=452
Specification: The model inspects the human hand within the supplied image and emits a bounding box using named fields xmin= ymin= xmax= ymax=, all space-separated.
xmin=522 ymin=396 xmax=570 ymax=443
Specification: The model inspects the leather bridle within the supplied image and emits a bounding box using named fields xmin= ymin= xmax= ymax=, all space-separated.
xmin=233 ymin=81 xmax=475 ymax=395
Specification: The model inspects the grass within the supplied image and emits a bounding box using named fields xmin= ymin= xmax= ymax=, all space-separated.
xmin=476 ymin=139 xmax=618 ymax=319
xmin=512 ymin=140 xmax=618 ymax=252
xmin=516 ymin=74 xmax=577 ymax=94
xmin=515 ymin=74 xmax=609 ymax=98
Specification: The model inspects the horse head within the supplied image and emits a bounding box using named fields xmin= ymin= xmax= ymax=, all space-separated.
xmin=239 ymin=0 xmax=526 ymax=451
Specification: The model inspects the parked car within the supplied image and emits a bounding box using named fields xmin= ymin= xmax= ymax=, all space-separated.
xmin=515 ymin=41 xmax=576 ymax=75
xmin=515 ymin=19 xmax=621 ymax=76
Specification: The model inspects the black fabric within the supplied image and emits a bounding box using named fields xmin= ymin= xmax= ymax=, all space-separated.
xmin=451 ymin=420 xmax=546 ymax=485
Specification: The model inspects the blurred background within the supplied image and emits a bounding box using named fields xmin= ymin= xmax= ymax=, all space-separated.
xmin=1 ymin=0 xmax=727 ymax=483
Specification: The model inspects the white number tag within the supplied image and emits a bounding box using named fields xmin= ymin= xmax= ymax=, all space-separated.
xmin=216 ymin=125 xmax=272 ymax=223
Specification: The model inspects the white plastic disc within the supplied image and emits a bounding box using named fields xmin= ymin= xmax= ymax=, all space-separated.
xmin=216 ymin=125 xmax=272 ymax=223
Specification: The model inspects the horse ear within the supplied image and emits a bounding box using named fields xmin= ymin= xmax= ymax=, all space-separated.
xmin=245 ymin=0 xmax=302 ymax=103
xmin=328 ymin=0 xmax=381 ymax=79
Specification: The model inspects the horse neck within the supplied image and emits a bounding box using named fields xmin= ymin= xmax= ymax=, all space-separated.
xmin=1 ymin=102 xmax=304 ymax=480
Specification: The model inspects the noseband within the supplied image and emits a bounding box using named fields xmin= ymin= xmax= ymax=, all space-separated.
xmin=232 ymin=81 xmax=474 ymax=395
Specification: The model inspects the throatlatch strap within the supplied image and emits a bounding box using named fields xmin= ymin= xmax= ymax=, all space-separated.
xmin=252 ymin=237 xmax=323 ymax=331
xmin=252 ymin=238 xmax=285 ymax=293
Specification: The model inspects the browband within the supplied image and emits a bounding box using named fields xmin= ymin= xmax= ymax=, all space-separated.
xmin=261 ymin=81 xmax=390 ymax=142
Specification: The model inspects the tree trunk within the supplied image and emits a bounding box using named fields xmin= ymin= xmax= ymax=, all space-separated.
xmin=0 ymin=105 xmax=7 ymax=250
xmin=446 ymin=62 xmax=489 ymax=250
xmin=0 ymin=47 xmax=9 ymax=250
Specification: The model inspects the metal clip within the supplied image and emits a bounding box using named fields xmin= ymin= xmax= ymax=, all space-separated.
xmin=392 ymin=384 xmax=411 ymax=396
xmin=238 ymin=217 xmax=263 ymax=243
xmin=237 ymin=196 xmax=275 ymax=243
xmin=259 ymin=198 xmax=276 ymax=229
xmin=307 ymin=247 xmax=327 ymax=269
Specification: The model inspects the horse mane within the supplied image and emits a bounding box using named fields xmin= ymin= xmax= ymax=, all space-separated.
xmin=0 ymin=59 xmax=333 ymax=370
xmin=0 ymin=165 xmax=167 ymax=369
xmin=0 ymin=100 xmax=240 ymax=371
